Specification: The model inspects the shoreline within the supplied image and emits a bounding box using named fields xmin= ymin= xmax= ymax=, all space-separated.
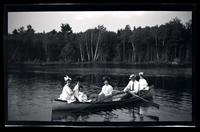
xmin=8 ymin=64 xmax=192 ymax=77
xmin=8 ymin=61 xmax=192 ymax=68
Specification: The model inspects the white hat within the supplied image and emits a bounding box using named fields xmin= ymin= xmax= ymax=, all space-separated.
xmin=139 ymin=72 xmax=144 ymax=76
xmin=64 ymin=75 xmax=72 ymax=81
xmin=129 ymin=74 xmax=136 ymax=79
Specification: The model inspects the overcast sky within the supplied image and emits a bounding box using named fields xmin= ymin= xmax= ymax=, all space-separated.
xmin=8 ymin=11 xmax=192 ymax=34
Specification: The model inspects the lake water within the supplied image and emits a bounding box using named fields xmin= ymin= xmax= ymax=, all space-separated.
xmin=7 ymin=64 xmax=192 ymax=122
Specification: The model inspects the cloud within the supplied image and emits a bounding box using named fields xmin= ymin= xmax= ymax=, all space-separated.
xmin=132 ymin=11 xmax=145 ymax=16
xmin=75 ymin=16 xmax=84 ymax=20
xmin=8 ymin=11 xmax=192 ymax=33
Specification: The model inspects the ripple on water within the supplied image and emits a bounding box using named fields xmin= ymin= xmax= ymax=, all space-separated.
xmin=7 ymin=70 xmax=192 ymax=122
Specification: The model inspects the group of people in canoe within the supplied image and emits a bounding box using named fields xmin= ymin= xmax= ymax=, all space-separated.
xmin=58 ymin=75 xmax=90 ymax=103
xmin=58 ymin=72 xmax=149 ymax=103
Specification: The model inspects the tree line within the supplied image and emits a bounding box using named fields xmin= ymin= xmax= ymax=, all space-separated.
xmin=6 ymin=17 xmax=192 ymax=65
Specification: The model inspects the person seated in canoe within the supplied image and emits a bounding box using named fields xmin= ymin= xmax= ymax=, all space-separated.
xmin=73 ymin=76 xmax=83 ymax=100
xmin=98 ymin=76 xmax=113 ymax=101
xmin=73 ymin=76 xmax=92 ymax=102
xmin=58 ymin=75 xmax=76 ymax=103
xmin=138 ymin=72 xmax=149 ymax=92
xmin=121 ymin=73 xmax=140 ymax=100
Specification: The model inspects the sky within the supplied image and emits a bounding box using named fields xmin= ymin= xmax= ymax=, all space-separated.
xmin=8 ymin=11 xmax=192 ymax=34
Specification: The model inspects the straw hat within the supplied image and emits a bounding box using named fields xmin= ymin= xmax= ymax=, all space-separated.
xmin=139 ymin=72 xmax=144 ymax=76
xmin=129 ymin=74 xmax=136 ymax=79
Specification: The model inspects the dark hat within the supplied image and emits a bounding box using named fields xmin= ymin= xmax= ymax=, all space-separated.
xmin=103 ymin=76 xmax=110 ymax=81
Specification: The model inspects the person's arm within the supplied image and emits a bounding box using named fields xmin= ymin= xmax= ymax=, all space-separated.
xmin=99 ymin=86 xmax=104 ymax=95
xmin=81 ymin=93 xmax=88 ymax=102
xmin=73 ymin=84 xmax=78 ymax=91
xmin=108 ymin=85 xmax=113 ymax=95
xmin=123 ymin=82 xmax=131 ymax=92
xmin=66 ymin=87 xmax=74 ymax=95
xmin=144 ymin=79 xmax=148 ymax=86
xmin=73 ymin=84 xmax=79 ymax=96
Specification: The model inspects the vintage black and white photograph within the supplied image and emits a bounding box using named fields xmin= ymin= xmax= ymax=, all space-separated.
xmin=4 ymin=4 xmax=195 ymax=126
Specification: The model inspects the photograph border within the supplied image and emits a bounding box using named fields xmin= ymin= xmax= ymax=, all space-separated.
xmin=3 ymin=2 xmax=197 ymax=127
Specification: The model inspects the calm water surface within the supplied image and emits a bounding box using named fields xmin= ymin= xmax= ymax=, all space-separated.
xmin=7 ymin=65 xmax=192 ymax=122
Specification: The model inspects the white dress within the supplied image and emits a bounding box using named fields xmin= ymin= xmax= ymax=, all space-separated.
xmin=73 ymin=84 xmax=79 ymax=98
xmin=73 ymin=84 xmax=91 ymax=102
xmin=99 ymin=84 xmax=113 ymax=96
xmin=139 ymin=78 xmax=149 ymax=90
xmin=77 ymin=92 xmax=91 ymax=102
xmin=58 ymin=84 xmax=76 ymax=103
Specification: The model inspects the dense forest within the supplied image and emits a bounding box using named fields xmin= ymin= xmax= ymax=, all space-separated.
xmin=6 ymin=17 xmax=192 ymax=65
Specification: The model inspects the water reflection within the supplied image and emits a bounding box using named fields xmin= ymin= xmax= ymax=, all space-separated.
xmin=51 ymin=102 xmax=159 ymax=122
xmin=7 ymin=69 xmax=192 ymax=121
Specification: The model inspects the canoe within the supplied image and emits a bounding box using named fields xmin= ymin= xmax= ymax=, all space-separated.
xmin=52 ymin=85 xmax=154 ymax=112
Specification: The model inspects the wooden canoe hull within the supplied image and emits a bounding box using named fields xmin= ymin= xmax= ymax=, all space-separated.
xmin=52 ymin=86 xmax=154 ymax=112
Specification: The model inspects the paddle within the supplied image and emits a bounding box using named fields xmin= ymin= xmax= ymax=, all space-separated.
xmin=127 ymin=91 xmax=159 ymax=109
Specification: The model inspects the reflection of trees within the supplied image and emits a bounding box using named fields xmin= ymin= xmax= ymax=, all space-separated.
xmin=103 ymin=111 xmax=118 ymax=122
xmin=52 ymin=102 xmax=160 ymax=122
xmin=52 ymin=110 xmax=120 ymax=122
xmin=153 ymin=76 xmax=192 ymax=105
xmin=52 ymin=111 xmax=90 ymax=122
xmin=127 ymin=103 xmax=159 ymax=122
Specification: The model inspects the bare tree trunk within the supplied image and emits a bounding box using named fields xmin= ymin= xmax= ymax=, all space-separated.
xmin=99 ymin=48 xmax=102 ymax=61
xmin=185 ymin=45 xmax=190 ymax=61
xmin=131 ymin=42 xmax=135 ymax=63
xmin=146 ymin=43 xmax=150 ymax=62
xmin=151 ymin=46 xmax=153 ymax=62
xmin=85 ymin=34 xmax=90 ymax=61
xmin=163 ymin=41 xmax=168 ymax=62
xmin=155 ymin=36 xmax=159 ymax=62
xmin=82 ymin=45 xmax=85 ymax=61
xmin=94 ymin=31 xmax=101 ymax=61
xmin=166 ymin=46 xmax=168 ymax=62
xmin=90 ymin=31 xmax=94 ymax=61
xmin=95 ymin=40 xmax=101 ymax=61
xmin=161 ymin=40 xmax=164 ymax=61
xmin=45 ymin=42 xmax=49 ymax=62
xmin=162 ymin=40 xmax=165 ymax=47
xmin=123 ymin=40 xmax=125 ymax=62
xmin=42 ymin=37 xmax=49 ymax=62
xmin=79 ymin=42 xmax=84 ymax=62
xmin=132 ymin=50 xmax=134 ymax=62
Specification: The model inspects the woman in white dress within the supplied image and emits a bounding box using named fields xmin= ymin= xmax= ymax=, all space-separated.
xmin=98 ymin=76 xmax=113 ymax=101
xmin=73 ymin=76 xmax=91 ymax=102
xmin=138 ymin=72 xmax=149 ymax=91
xmin=58 ymin=75 xmax=76 ymax=103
